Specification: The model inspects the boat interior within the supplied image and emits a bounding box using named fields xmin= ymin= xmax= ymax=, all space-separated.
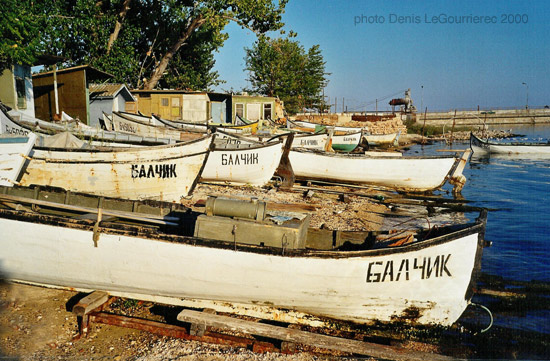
xmin=0 ymin=185 xmax=483 ymax=255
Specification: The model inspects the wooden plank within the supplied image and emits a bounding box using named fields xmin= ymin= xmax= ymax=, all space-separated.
xmin=177 ymin=310 xmax=456 ymax=361
xmin=88 ymin=312 xmax=275 ymax=351
xmin=0 ymin=193 xmax=180 ymax=226
xmin=72 ymin=291 xmax=109 ymax=316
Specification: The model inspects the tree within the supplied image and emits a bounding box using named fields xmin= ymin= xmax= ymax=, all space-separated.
xmin=0 ymin=0 xmax=42 ymax=71
xmin=141 ymin=0 xmax=289 ymax=90
xmin=245 ymin=36 xmax=328 ymax=115
xmin=31 ymin=0 xmax=288 ymax=90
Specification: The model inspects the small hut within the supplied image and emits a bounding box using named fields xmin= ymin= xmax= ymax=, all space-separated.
xmin=89 ymin=83 xmax=135 ymax=128
xmin=32 ymin=65 xmax=113 ymax=124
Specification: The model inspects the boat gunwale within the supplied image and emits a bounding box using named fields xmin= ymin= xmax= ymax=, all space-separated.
xmin=0 ymin=205 xmax=486 ymax=260
xmin=290 ymin=147 xmax=459 ymax=160
xmin=211 ymin=138 xmax=283 ymax=153
xmin=32 ymin=133 xmax=213 ymax=155
xmin=112 ymin=111 xmax=206 ymax=135
xmin=470 ymin=132 xmax=550 ymax=147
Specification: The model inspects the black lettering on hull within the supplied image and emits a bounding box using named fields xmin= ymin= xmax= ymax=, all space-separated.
xmin=131 ymin=163 xmax=177 ymax=179
xmin=221 ymin=152 xmax=259 ymax=166
xmin=366 ymin=254 xmax=452 ymax=283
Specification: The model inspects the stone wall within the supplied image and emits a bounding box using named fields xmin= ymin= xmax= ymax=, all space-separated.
xmin=294 ymin=113 xmax=408 ymax=135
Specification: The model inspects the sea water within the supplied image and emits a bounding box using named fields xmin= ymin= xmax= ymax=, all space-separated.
xmin=404 ymin=124 xmax=550 ymax=334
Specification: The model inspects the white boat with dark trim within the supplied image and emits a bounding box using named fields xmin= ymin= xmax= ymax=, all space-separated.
xmin=287 ymin=118 xmax=365 ymax=133
xmin=1 ymin=105 xmax=171 ymax=146
xmin=18 ymin=135 xmax=213 ymax=202
xmin=470 ymin=132 xmax=550 ymax=155
xmin=292 ymin=132 xmax=330 ymax=151
xmin=364 ymin=131 xmax=400 ymax=147
xmin=201 ymin=136 xmax=285 ymax=186
xmin=111 ymin=111 xmax=203 ymax=142
xmin=0 ymin=185 xmax=488 ymax=327
xmin=289 ymin=149 xmax=471 ymax=192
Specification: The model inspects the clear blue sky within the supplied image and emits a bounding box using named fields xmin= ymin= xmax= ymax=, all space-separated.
xmin=213 ymin=0 xmax=549 ymax=112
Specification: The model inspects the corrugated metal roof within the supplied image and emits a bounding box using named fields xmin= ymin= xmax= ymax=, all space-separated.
xmin=89 ymin=83 xmax=135 ymax=101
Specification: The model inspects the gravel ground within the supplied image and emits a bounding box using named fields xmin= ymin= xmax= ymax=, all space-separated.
xmin=0 ymin=282 xmax=373 ymax=360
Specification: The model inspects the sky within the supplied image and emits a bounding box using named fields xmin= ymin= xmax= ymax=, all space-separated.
xmin=212 ymin=0 xmax=550 ymax=112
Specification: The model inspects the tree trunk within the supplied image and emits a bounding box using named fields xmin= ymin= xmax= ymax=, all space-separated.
xmin=106 ymin=0 xmax=132 ymax=54
xmin=143 ymin=15 xmax=205 ymax=90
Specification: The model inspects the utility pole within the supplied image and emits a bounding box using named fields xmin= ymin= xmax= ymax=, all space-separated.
xmin=521 ymin=82 xmax=529 ymax=109
xmin=420 ymin=85 xmax=424 ymax=115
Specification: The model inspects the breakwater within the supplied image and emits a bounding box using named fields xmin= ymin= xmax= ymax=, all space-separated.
xmin=416 ymin=108 xmax=550 ymax=126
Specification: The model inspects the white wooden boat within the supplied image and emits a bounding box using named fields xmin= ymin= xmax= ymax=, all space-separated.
xmin=2 ymin=106 xmax=172 ymax=146
xmin=152 ymin=114 xmax=209 ymax=133
xmin=470 ymin=132 xmax=550 ymax=155
xmin=331 ymin=131 xmax=362 ymax=152
xmin=0 ymin=134 xmax=37 ymax=186
xmin=364 ymin=131 xmax=400 ymax=147
xmin=111 ymin=112 xmax=203 ymax=141
xmin=289 ymin=149 xmax=471 ymax=192
xmin=0 ymin=185 xmax=488 ymax=327
xmin=292 ymin=133 xmax=330 ymax=151
xmin=287 ymin=118 xmax=365 ymax=133
xmin=118 ymin=111 xmax=164 ymax=126
xmin=18 ymin=135 xmax=213 ymax=202
xmin=201 ymin=137 xmax=285 ymax=186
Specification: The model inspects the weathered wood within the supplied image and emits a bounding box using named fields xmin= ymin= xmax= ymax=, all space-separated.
xmin=73 ymin=291 xmax=109 ymax=316
xmin=189 ymin=308 xmax=216 ymax=336
xmin=176 ymin=310 xmax=456 ymax=361
xmin=274 ymin=133 xmax=295 ymax=188
xmin=0 ymin=193 xmax=180 ymax=226
xmin=87 ymin=312 xmax=275 ymax=351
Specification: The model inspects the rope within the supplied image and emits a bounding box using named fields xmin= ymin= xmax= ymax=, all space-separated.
xmin=470 ymin=302 xmax=493 ymax=334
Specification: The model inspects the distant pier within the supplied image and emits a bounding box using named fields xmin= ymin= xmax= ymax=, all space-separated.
xmin=415 ymin=108 xmax=550 ymax=127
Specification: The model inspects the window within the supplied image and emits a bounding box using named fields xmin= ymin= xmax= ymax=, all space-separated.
xmin=161 ymin=98 xmax=169 ymax=107
xmin=263 ymin=103 xmax=272 ymax=120
xmin=15 ymin=77 xmax=26 ymax=109
xmin=247 ymin=103 xmax=261 ymax=121
xmin=235 ymin=103 xmax=244 ymax=118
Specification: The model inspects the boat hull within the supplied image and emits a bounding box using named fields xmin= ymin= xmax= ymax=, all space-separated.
xmin=364 ymin=132 xmax=399 ymax=146
xmin=201 ymin=141 xmax=285 ymax=186
xmin=0 ymin=213 xmax=484 ymax=326
xmin=289 ymin=150 xmax=462 ymax=192
xmin=331 ymin=131 xmax=362 ymax=152
xmin=470 ymin=132 xmax=550 ymax=155
xmin=19 ymin=136 xmax=212 ymax=202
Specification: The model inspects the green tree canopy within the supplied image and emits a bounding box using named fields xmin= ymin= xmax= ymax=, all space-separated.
xmin=244 ymin=36 xmax=328 ymax=115
xmin=1 ymin=0 xmax=288 ymax=91
xmin=0 ymin=0 xmax=42 ymax=71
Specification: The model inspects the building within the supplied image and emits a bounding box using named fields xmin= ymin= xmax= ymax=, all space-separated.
xmin=231 ymin=94 xmax=277 ymax=123
xmin=129 ymin=89 xmax=281 ymax=124
xmin=0 ymin=64 xmax=35 ymax=117
xmin=89 ymin=83 xmax=135 ymax=127
xmin=32 ymin=65 xmax=113 ymax=123
xmin=208 ymin=92 xmax=231 ymax=123
xmin=129 ymin=90 xmax=210 ymax=122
